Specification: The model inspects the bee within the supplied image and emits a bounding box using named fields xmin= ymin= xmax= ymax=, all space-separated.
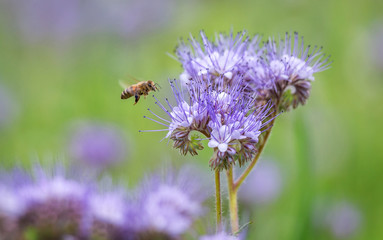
xmin=120 ymin=80 xmax=159 ymax=105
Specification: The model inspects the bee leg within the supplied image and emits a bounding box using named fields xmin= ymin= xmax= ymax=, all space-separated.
xmin=134 ymin=94 xmax=140 ymax=105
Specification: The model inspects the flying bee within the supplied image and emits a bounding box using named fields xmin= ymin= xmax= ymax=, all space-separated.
xmin=120 ymin=80 xmax=160 ymax=105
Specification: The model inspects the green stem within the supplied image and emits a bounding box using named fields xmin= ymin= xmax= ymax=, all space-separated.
xmin=226 ymin=166 xmax=239 ymax=234
xmin=215 ymin=169 xmax=222 ymax=231
xmin=234 ymin=117 xmax=276 ymax=191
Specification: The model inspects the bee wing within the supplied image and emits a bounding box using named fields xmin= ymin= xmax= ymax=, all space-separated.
xmin=119 ymin=79 xmax=130 ymax=89
xmin=126 ymin=74 xmax=142 ymax=83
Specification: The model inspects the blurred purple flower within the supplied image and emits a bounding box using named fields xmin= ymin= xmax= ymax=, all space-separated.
xmin=135 ymin=166 xmax=207 ymax=238
xmin=67 ymin=121 xmax=128 ymax=169
xmin=5 ymin=0 xmax=174 ymax=44
xmin=87 ymin=185 xmax=131 ymax=239
xmin=325 ymin=201 xmax=362 ymax=238
xmin=238 ymin=159 xmax=283 ymax=205
xmin=91 ymin=0 xmax=174 ymax=38
xmin=8 ymin=0 xmax=82 ymax=43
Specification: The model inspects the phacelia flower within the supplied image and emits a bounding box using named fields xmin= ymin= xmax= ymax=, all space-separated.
xmin=250 ymin=32 xmax=332 ymax=110
xmin=67 ymin=121 xmax=128 ymax=170
xmin=325 ymin=201 xmax=362 ymax=238
xmin=135 ymin=166 xmax=206 ymax=239
xmin=145 ymin=73 xmax=273 ymax=170
xmin=88 ymin=189 xmax=130 ymax=240
xmin=17 ymin=165 xmax=90 ymax=239
xmin=144 ymin=30 xmax=330 ymax=169
xmin=175 ymin=31 xmax=331 ymax=112
xmin=176 ymin=31 xmax=264 ymax=88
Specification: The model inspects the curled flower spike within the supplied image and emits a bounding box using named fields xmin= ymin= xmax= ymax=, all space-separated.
xmin=143 ymin=74 xmax=275 ymax=170
xmin=250 ymin=32 xmax=332 ymax=110
xmin=134 ymin=166 xmax=207 ymax=238
xmin=176 ymin=30 xmax=260 ymax=85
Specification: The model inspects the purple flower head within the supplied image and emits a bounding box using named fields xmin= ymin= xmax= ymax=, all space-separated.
xmin=135 ymin=166 xmax=207 ymax=238
xmin=0 ymin=168 xmax=32 ymax=239
xmin=88 ymin=186 xmax=131 ymax=240
xmin=68 ymin=121 xmax=128 ymax=170
xmin=8 ymin=0 xmax=82 ymax=44
xmin=200 ymin=232 xmax=239 ymax=240
xmin=238 ymin=159 xmax=283 ymax=205
xmin=250 ymin=32 xmax=332 ymax=110
xmin=177 ymin=31 xmax=259 ymax=84
xmin=144 ymin=74 xmax=274 ymax=170
xmin=325 ymin=201 xmax=362 ymax=238
xmin=15 ymin=164 xmax=92 ymax=238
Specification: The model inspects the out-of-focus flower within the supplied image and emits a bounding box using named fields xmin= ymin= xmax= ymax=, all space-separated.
xmin=0 ymin=83 xmax=19 ymax=129
xmin=88 ymin=188 xmax=131 ymax=240
xmin=4 ymin=0 xmax=174 ymax=44
xmin=135 ymin=166 xmax=207 ymax=239
xmin=67 ymin=121 xmax=128 ymax=170
xmin=238 ymin=159 xmax=283 ymax=205
xmin=325 ymin=201 xmax=362 ymax=238
xmin=0 ymin=168 xmax=30 ymax=239
xmin=8 ymin=0 xmax=82 ymax=44
xmin=0 ymin=163 xmax=136 ymax=239
xmin=313 ymin=199 xmax=363 ymax=239
xmin=92 ymin=0 xmax=174 ymax=38
xmin=200 ymin=231 xmax=238 ymax=240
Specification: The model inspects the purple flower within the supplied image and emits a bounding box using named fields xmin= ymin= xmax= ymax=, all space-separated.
xmin=175 ymin=31 xmax=331 ymax=111
xmin=67 ymin=121 xmax=128 ymax=169
xmin=135 ymin=166 xmax=207 ymax=238
xmin=7 ymin=0 xmax=82 ymax=44
xmin=238 ymin=159 xmax=283 ymax=205
xmin=251 ymin=32 xmax=332 ymax=109
xmin=87 ymin=187 xmax=131 ymax=239
xmin=176 ymin=31 xmax=260 ymax=84
xmin=325 ymin=201 xmax=362 ymax=238
xmin=144 ymin=73 xmax=274 ymax=170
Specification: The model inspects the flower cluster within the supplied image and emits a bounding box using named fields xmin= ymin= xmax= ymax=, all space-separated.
xmin=147 ymin=75 xmax=273 ymax=170
xmin=0 ymin=164 xmax=216 ymax=240
xmin=145 ymin=31 xmax=330 ymax=170
xmin=176 ymin=31 xmax=331 ymax=111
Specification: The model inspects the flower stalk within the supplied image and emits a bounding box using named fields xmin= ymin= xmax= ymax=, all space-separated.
xmin=226 ymin=166 xmax=239 ymax=234
xmin=234 ymin=116 xmax=277 ymax=191
xmin=215 ymin=168 xmax=222 ymax=231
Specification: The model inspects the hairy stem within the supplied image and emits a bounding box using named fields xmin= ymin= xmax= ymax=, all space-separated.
xmin=226 ymin=166 xmax=239 ymax=234
xmin=215 ymin=169 xmax=222 ymax=231
xmin=234 ymin=117 xmax=276 ymax=191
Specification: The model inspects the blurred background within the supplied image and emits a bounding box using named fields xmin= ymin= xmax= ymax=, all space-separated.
xmin=0 ymin=0 xmax=382 ymax=239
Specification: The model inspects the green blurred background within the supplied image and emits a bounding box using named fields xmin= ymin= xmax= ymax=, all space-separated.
xmin=0 ymin=0 xmax=382 ymax=239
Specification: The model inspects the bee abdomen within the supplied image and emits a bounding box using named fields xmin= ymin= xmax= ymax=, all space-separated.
xmin=121 ymin=88 xmax=133 ymax=99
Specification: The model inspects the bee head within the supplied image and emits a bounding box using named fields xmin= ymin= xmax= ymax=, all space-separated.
xmin=148 ymin=80 xmax=156 ymax=90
